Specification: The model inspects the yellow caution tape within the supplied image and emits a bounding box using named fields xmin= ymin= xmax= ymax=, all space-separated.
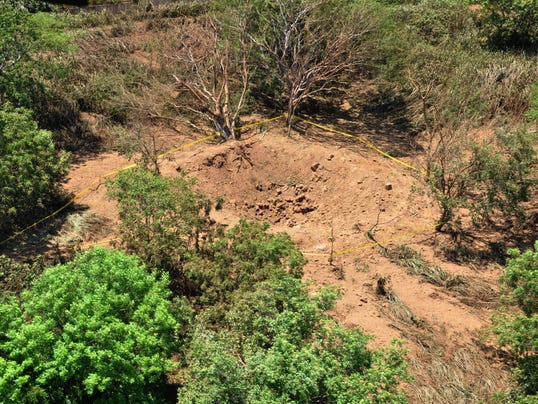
xmin=0 ymin=116 xmax=284 ymax=247
xmin=295 ymin=115 xmax=425 ymax=175
xmin=2 ymin=112 xmax=432 ymax=261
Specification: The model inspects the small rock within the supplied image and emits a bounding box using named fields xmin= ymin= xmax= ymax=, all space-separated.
xmin=341 ymin=100 xmax=352 ymax=111
xmin=327 ymin=154 xmax=334 ymax=161
xmin=311 ymin=162 xmax=321 ymax=172
xmin=385 ymin=183 xmax=393 ymax=191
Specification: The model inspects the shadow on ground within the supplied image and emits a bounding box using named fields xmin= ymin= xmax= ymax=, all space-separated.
xmin=293 ymin=98 xmax=423 ymax=159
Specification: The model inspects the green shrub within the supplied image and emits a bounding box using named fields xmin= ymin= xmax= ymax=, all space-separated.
xmin=106 ymin=167 xmax=212 ymax=273
xmin=179 ymin=275 xmax=410 ymax=403
xmin=478 ymin=0 xmax=538 ymax=50
xmin=471 ymin=126 xmax=537 ymax=228
xmin=0 ymin=104 xmax=69 ymax=236
xmin=0 ymin=247 xmax=185 ymax=402
xmin=185 ymin=219 xmax=307 ymax=313
xmin=391 ymin=0 xmax=476 ymax=45
xmin=493 ymin=241 xmax=538 ymax=398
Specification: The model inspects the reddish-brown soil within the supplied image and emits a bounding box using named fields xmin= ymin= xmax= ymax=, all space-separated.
xmin=62 ymin=117 xmax=511 ymax=400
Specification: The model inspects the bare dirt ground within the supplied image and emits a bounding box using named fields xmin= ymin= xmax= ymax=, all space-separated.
xmin=61 ymin=117 xmax=512 ymax=401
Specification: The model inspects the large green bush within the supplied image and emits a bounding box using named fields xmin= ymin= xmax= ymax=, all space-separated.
xmin=0 ymin=247 xmax=184 ymax=402
xmin=0 ymin=104 xmax=69 ymax=236
xmin=479 ymin=0 xmax=538 ymax=50
xmin=493 ymin=241 xmax=538 ymax=398
xmin=107 ymin=167 xmax=308 ymax=306
xmin=179 ymin=275 xmax=410 ymax=403
xmin=106 ymin=167 xmax=213 ymax=273
xmin=185 ymin=219 xmax=307 ymax=312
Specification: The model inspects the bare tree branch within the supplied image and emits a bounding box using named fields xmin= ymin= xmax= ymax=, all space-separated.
xmin=173 ymin=17 xmax=251 ymax=141
xmin=250 ymin=0 xmax=375 ymax=132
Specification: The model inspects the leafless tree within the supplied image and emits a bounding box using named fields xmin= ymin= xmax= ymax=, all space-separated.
xmin=249 ymin=0 xmax=375 ymax=131
xmin=173 ymin=17 xmax=250 ymax=141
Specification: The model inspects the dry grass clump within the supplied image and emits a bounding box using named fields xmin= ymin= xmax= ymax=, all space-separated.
xmin=384 ymin=245 xmax=499 ymax=308
xmin=409 ymin=344 xmax=512 ymax=403
xmin=55 ymin=211 xmax=111 ymax=245
xmin=375 ymin=276 xmax=427 ymax=329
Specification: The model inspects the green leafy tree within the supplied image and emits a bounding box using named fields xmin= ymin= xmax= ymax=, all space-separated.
xmin=179 ymin=275 xmax=409 ymax=403
xmin=0 ymin=103 xmax=69 ymax=236
xmin=479 ymin=0 xmax=538 ymax=50
xmin=0 ymin=4 xmax=70 ymax=106
xmin=0 ymin=247 xmax=185 ymax=402
xmin=493 ymin=241 xmax=538 ymax=398
xmin=471 ymin=127 xmax=537 ymax=228
xmin=106 ymin=167 xmax=213 ymax=275
xmin=185 ymin=219 xmax=307 ymax=310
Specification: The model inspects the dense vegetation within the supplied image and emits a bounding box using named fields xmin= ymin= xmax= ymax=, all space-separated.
xmin=0 ymin=104 xmax=69 ymax=235
xmin=0 ymin=0 xmax=537 ymax=401
xmin=494 ymin=242 xmax=538 ymax=399
xmin=0 ymin=247 xmax=181 ymax=402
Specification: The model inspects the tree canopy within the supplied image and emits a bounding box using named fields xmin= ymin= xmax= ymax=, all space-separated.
xmin=494 ymin=241 xmax=538 ymax=398
xmin=0 ymin=247 xmax=183 ymax=403
xmin=179 ymin=275 xmax=410 ymax=403
xmin=0 ymin=103 xmax=69 ymax=236
xmin=479 ymin=0 xmax=538 ymax=50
